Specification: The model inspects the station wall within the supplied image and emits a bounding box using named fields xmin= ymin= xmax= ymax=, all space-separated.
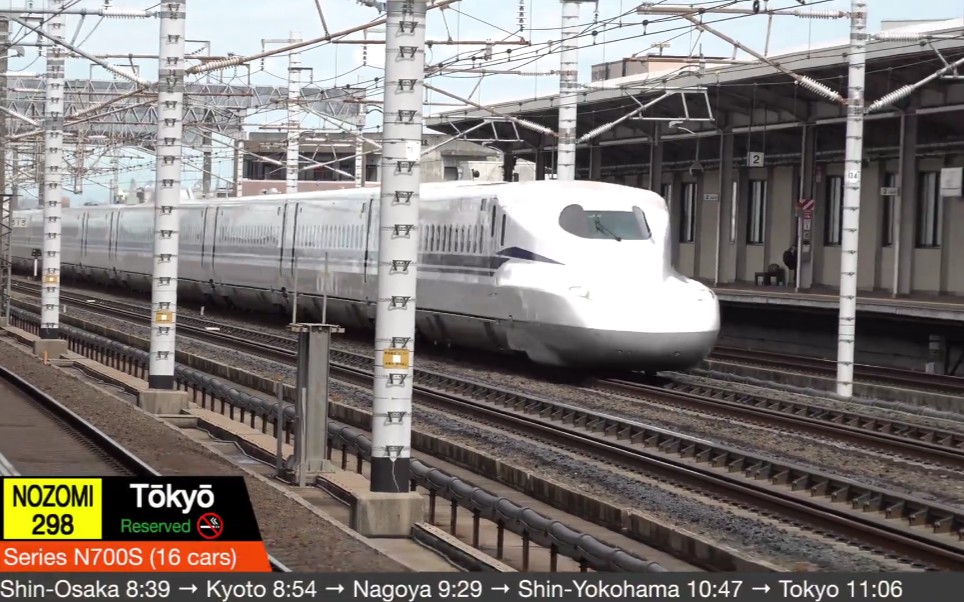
xmin=640 ymin=154 xmax=964 ymax=296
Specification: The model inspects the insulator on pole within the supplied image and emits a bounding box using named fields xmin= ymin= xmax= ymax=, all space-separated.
xmin=874 ymin=31 xmax=924 ymax=41
xmin=798 ymin=75 xmax=843 ymax=103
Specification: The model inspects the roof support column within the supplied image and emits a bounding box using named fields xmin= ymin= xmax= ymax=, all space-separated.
xmin=535 ymin=141 xmax=546 ymax=180
xmin=589 ymin=144 xmax=601 ymax=180
xmin=895 ymin=110 xmax=917 ymax=297
xmin=502 ymin=154 xmax=517 ymax=182
xmin=797 ymin=122 xmax=816 ymax=290
xmin=716 ymin=126 xmax=735 ymax=286
xmin=648 ymin=125 xmax=662 ymax=191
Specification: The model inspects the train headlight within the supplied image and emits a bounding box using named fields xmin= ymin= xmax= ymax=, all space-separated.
xmin=569 ymin=286 xmax=591 ymax=299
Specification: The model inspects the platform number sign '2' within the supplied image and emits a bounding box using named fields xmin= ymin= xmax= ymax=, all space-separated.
xmin=747 ymin=152 xmax=765 ymax=167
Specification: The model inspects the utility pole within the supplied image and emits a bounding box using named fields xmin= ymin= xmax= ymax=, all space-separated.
xmin=556 ymin=1 xmax=593 ymax=181
xmin=144 ymin=0 xmax=188 ymax=413
xmin=836 ymin=0 xmax=867 ymax=398
xmin=233 ymin=133 xmax=244 ymax=196
xmin=38 ymin=0 xmax=66 ymax=350
xmin=201 ymin=132 xmax=212 ymax=197
xmin=110 ymin=149 xmax=119 ymax=203
xmin=0 ymin=17 xmax=10 ymax=326
xmin=286 ymin=32 xmax=302 ymax=194
xmin=372 ymin=0 xmax=426 ymax=494
xmin=355 ymin=105 xmax=366 ymax=187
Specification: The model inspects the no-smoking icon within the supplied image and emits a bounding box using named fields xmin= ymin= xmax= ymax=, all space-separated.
xmin=196 ymin=513 xmax=224 ymax=540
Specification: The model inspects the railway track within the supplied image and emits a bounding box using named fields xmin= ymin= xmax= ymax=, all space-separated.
xmin=712 ymin=346 xmax=964 ymax=395
xmin=11 ymin=283 xmax=964 ymax=570
xmin=595 ymin=378 xmax=964 ymax=470
xmin=1 ymin=298 xmax=291 ymax=572
xmin=17 ymin=282 xmax=964 ymax=467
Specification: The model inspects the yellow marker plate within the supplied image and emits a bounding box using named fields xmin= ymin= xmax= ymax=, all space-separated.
xmin=3 ymin=478 xmax=103 ymax=540
xmin=382 ymin=348 xmax=410 ymax=369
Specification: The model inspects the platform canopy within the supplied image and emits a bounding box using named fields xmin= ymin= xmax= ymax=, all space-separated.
xmin=426 ymin=19 xmax=964 ymax=180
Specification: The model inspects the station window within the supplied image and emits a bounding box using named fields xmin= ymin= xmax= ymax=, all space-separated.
xmin=746 ymin=180 xmax=767 ymax=245
xmin=679 ymin=182 xmax=696 ymax=243
xmin=825 ymin=175 xmax=844 ymax=246
xmin=881 ymin=173 xmax=897 ymax=247
xmin=917 ymin=171 xmax=942 ymax=248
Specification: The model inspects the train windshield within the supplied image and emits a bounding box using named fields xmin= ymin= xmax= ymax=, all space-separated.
xmin=558 ymin=204 xmax=651 ymax=241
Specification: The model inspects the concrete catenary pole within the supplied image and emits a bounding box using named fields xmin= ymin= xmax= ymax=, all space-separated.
xmin=233 ymin=134 xmax=244 ymax=196
xmin=836 ymin=0 xmax=867 ymax=399
xmin=557 ymin=1 xmax=591 ymax=181
xmin=286 ymin=32 xmax=302 ymax=195
xmin=371 ymin=0 xmax=426 ymax=493
xmin=354 ymin=106 xmax=366 ymax=187
xmin=39 ymin=0 xmax=66 ymax=340
xmin=0 ymin=17 xmax=10 ymax=325
xmin=148 ymin=0 xmax=187 ymax=389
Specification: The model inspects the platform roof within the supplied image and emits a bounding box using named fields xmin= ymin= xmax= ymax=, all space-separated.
xmin=426 ymin=19 xmax=964 ymax=177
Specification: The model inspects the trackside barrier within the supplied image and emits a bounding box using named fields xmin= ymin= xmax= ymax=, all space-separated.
xmin=6 ymin=307 xmax=667 ymax=573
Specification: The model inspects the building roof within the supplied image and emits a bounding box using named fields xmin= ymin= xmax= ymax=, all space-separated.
xmin=425 ymin=17 xmax=964 ymax=175
xmin=429 ymin=18 xmax=964 ymax=124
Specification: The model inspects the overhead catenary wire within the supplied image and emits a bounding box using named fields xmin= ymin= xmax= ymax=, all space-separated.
xmin=7 ymin=0 xmax=960 ymax=201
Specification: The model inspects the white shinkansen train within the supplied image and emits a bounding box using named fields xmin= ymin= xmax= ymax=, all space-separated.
xmin=11 ymin=180 xmax=720 ymax=372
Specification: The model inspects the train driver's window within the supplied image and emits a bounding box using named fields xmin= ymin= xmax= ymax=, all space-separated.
xmin=559 ymin=203 xmax=650 ymax=240
xmin=631 ymin=206 xmax=652 ymax=240
xmin=559 ymin=204 xmax=591 ymax=237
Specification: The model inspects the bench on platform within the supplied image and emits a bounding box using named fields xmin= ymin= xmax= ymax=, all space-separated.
xmin=754 ymin=263 xmax=786 ymax=286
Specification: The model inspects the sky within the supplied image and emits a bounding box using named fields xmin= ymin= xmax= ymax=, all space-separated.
xmin=5 ymin=0 xmax=964 ymax=205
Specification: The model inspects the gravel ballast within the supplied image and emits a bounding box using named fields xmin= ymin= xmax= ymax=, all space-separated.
xmin=0 ymin=335 xmax=407 ymax=573
xmin=327 ymin=380 xmax=916 ymax=572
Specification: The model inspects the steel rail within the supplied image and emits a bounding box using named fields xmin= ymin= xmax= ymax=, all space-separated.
xmin=596 ymin=378 xmax=964 ymax=469
xmin=712 ymin=346 xmax=964 ymax=394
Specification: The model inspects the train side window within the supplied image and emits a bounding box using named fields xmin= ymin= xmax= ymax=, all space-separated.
xmin=490 ymin=207 xmax=497 ymax=237
xmin=500 ymin=215 xmax=506 ymax=246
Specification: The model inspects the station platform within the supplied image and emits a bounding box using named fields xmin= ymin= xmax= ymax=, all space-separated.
xmin=712 ymin=284 xmax=964 ymax=323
